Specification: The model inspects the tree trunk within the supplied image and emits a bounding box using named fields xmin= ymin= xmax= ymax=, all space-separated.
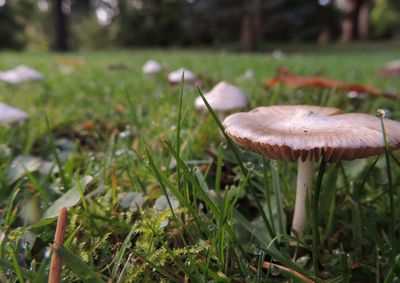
xmin=54 ymin=0 xmax=68 ymax=51
xmin=340 ymin=0 xmax=357 ymax=42
xmin=240 ymin=0 xmax=262 ymax=50
xmin=358 ymin=0 xmax=370 ymax=39
xmin=240 ymin=13 xmax=253 ymax=48
xmin=340 ymin=0 xmax=368 ymax=42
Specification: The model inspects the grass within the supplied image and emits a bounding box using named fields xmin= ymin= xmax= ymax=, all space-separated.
xmin=0 ymin=47 xmax=400 ymax=282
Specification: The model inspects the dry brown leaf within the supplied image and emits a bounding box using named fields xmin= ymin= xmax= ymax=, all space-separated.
xmin=266 ymin=67 xmax=397 ymax=99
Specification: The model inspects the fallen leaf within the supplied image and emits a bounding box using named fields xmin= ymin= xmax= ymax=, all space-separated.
xmin=265 ymin=67 xmax=398 ymax=99
xmin=42 ymin=175 xmax=93 ymax=219
xmin=81 ymin=121 xmax=94 ymax=131
xmin=7 ymin=155 xmax=43 ymax=183
xmin=54 ymin=55 xmax=85 ymax=67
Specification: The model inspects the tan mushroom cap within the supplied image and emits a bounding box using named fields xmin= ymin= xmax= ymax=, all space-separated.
xmin=223 ymin=105 xmax=400 ymax=163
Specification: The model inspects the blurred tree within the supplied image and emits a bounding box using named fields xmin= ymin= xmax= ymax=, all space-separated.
xmin=0 ymin=0 xmax=35 ymax=50
xmin=338 ymin=0 xmax=371 ymax=42
xmin=0 ymin=0 xmax=398 ymax=50
xmin=262 ymin=0 xmax=340 ymax=42
xmin=370 ymin=0 xmax=400 ymax=38
xmin=115 ymin=0 xmax=184 ymax=46
xmin=240 ymin=0 xmax=262 ymax=49
xmin=53 ymin=0 xmax=68 ymax=50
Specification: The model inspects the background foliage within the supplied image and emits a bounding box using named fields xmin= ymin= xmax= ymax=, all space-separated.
xmin=0 ymin=0 xmax=399 ymax=51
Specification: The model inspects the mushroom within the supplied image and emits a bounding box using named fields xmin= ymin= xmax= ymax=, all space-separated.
xmin=0 ymin=65 xmax=43 ymax=84
xmin=0 ymin=103 xmax=28 ymax=124
xmin=142 ymin=60 xmax=162 ymax=75
xmin=168 ymin=68 xmax=196 ymax=85
xmin=195 ymin=81 xmax=247 ymax=112
xmin=223 ymin=105 xmax=400 ymax=234
xmin=380 ymin=59 xmax=400 ymax=77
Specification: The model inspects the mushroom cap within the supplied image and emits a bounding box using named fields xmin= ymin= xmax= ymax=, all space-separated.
xmin=142 ymin=60 xmax=162 ymax=74
xmin=223 ymin=105 xmax=400 ymax=163
xmin=386 ymin=59 xmax=400 ymax=70
xmin=195 ymin=81 xmax=247 ymax=111
xmin=0 ymin=65 xmax=43 ymax=84
xmin=0 ymin=103 xmax=28 ymax=124
xmin=168 ymin=68 xmax=196 ymax=84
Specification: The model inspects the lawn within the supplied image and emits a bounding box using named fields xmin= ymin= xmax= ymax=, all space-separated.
xmin=0 ymin=47 xmax=400 ymax=282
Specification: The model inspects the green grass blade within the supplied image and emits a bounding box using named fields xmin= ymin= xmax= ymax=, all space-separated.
xmin=312 ymin=159 xmax=327 ymax=276
xmin=165 ymin=141 xmax=220 ymax=217
xmin=263 ymin=157 xmax=276 ymax=233
xmin=56 ymin=246 xmax=105 ymax=282
xmin=10 ymin=246 xmax=25 ymax=283
xmin=196 ymin=86 xmax=276 ymax=241
xmin=44 ymin=116 xmax=69 ymax=190
xmin=111 ymin=224 xmax=137 ymax=279
xmin=32 ymin=258 xmax=49 ymax=283
xmin=377 ymin=112 xmax=394 ymax=249
xmin=176 ymin=72 xmax=185 ymax=194
xmin=270 ymin=160 xmax=285 ymax=236
xmin=130 ymin=249 xmax=182 ymax=282
xmin=0 ymin=259 xmax=35 ymax=281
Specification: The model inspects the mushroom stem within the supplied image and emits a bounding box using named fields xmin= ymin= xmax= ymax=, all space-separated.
xmin=292 ymin=158 xmax=315 ymax=234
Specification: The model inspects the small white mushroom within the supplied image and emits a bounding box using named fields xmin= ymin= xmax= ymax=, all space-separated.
xmin=142 ymin=60 xmax=162 ymax=75
xmin=380 ymin=59 xmax=400 ymax=77
xmin=195 ymin=81 xmax=247 ymax=112
xmin=168 ymin=68 xmax=196 ymax=85
xmin=0 ymin=65 xmax=43 ymax=84
xmin=0 ymin=103 xmax=28 ymax=124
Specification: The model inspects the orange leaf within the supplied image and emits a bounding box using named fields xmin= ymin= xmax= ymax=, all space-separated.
xmin=82 ymin=121 xmax=94 ymax=131
xmin=265 ymin=67 xmax=398 ymax=99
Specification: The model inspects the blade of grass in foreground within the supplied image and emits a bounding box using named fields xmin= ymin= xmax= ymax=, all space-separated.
xmin=10 ymin=245 xmax=24 ymax=283
xmin=165 ymin=141 xmax=250 ymax=261
xmin=145 ymin=145 xmax=202 ymax=230
xmin=111 ymin=224 xmax=137 ymax=279
xmin=270 ymin=160 xmax=286 ymax=237
xmin=56 ymin=246 xmax=105 ymax=282
xmin=45 ymin=116 xmax=69 ymax=190
xmin=130 ymin=249 xmax=183 ymax=282
xmin=165 ymin=141 xmax=220 ymax=217
xmin=263 ymin=246 xmax=316 ymax=281
xmin=390 ymin=153 xmax=400 ymax=167
xmin=175 ymin=72 xmax=185 ymax=194
xmin=312 ymin=159 xmax=327 ymax=277
xmin=0 ymin=259 xmax=35 ymax=281
xmin=196 ymin=87 xmax=276 ymax=241
xmin=377 ymin=110 xmax=394 ymax=250
xmin=263 ymin=157 xmax=276 ymax=234
xmin=0 ymin=188 xmax=20 ymax=257
xmin=144 ymin=220 xmax=200 ymax=282
xmin=32 ymin=258 xmax=49 ymax=283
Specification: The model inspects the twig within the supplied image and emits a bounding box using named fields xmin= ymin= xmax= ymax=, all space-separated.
xmin=49 ymin=207 xmax=68 ymax=283
xmin=250 ymin=261 xmax=315 ymax=283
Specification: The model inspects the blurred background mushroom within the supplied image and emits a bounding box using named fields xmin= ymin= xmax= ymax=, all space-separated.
xmin=0 ymin=65 xmax=43 ymax=85
xmin=0 ymin=102 xmax=28 ymax=124
xmin=142 ymin=59 xmax=162 ymax=75
xmin=379 ymin=59 xmax=400 ymax=77
xmin=168 ymin=68 xmax=196 ymax=85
